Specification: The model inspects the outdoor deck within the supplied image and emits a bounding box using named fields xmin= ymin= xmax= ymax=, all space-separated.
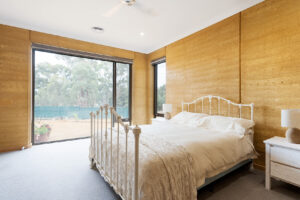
xmin=35 ymin=119 xmax=91 ymax=143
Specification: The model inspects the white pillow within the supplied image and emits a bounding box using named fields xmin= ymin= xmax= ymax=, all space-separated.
xmin=170 ymin=111 xmax=208 ymax=127
xmin=196 ymin=115 xmax=255 ymax=135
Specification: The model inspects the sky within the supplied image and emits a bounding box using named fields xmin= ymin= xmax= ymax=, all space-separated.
xmin=35 ymin=51 xmax=66 ymax=65
xmin=157 ymin=62 xmax=166 ymax=87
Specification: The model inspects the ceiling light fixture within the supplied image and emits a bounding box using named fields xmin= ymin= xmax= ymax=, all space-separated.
xmin=121 ymin=0 xmax=136 ymax=6
xmin=140 ymin=32 xmax=145 ymax=36
xmin=91 ymin=27 xmax=104 ymax=33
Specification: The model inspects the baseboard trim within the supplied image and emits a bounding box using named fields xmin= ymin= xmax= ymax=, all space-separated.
xmin=0 ymin=143 xmax=32 ymax=153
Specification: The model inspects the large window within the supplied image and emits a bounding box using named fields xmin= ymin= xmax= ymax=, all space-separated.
xmin=153 ymin=60 xmax=166 ymax=117
xmin=32 ymin=48 xmax=131 ymax=144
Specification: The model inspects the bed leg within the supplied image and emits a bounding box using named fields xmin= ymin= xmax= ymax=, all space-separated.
xmin=250 ymin=160 xmax=254 ymax=171
xmin=90 ymin=159 xmax=96 ymax=169
xmin=208 ymin=184 xmax=214 ymax=193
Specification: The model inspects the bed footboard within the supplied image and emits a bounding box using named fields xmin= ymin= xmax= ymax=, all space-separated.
xmin=90 ymin=105 xmax=141 ymax=200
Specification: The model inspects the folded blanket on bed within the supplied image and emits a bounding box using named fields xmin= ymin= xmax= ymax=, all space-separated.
xmin=138 ymin=134 xmax=197 ymax=200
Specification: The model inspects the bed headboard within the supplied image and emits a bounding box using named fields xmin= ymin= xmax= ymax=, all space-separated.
xmin=182 ymin=95 xmax=254 ymax=121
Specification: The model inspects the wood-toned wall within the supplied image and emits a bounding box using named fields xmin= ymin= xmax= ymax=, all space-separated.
xmin=241 ymin=0 xmax=300 ymax=168
xmin=132 ymin=52 xmax=148 ymax=125
xmin=148 ymin=0 xmax=300 ymax=168
xmin=30 ymin=31 xmax=134 ymax=59
xmin=0 ymin=25 xmax=31 ymax=152
xmin=0 ymin=25 xmax=148 ymax=152
xmin=166 ymin=14 xmax=241 ymax=114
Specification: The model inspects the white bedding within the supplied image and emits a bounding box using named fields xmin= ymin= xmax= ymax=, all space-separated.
xmin=90 ymin=118 xmax=256 ymax=200
xmin=139 ymin=121 xmax=255 ymax=187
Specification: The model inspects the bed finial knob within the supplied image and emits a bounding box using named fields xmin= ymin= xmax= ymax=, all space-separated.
xmin=133 ymin=125 xmax=141 ymax=135
xmin=117 ymin=116 xmax=122 ymax=123
xmin=104 ymin=104 xmax=108 ymax=115
xmin=124 ymin=124 xmax=129 ymax=133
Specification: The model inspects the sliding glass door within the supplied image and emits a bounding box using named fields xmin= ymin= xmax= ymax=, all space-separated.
xmin=116 ymin=63 xmax=131 ymax=120
xmin=32 ymin=49 xmax=131 ymax=144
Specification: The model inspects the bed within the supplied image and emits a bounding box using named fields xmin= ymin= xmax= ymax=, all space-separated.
xmin=89 ymin=95 xmax=256 ymax=200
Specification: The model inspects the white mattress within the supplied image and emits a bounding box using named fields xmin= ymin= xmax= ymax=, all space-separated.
xmin=139 ymin=121 xmax=255 ymax=187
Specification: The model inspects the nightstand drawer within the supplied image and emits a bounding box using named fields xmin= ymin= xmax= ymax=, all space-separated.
xmin=271 ymin=146 xmax=300 ymax=168
xmin=271 ymin=162 xmax=300 ymax=186
xmin=264 ymin=137 xmax=300 ymax=190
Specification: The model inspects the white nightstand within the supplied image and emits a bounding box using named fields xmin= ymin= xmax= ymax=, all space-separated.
xmin=264 ymin=136 xmax=300 ymax=190
xmin=152 ymin=117 xmax=167 ymax=124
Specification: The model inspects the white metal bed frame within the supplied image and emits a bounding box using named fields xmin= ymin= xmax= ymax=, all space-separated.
xmin=89 ymin=95 xmax=254 ymax=200
xmin=182 ymin=95 xmax=254 ymax=121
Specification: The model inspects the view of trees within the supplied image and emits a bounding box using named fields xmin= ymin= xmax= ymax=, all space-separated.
xmin=157 ymin=84 xmax=166 ymax=112
xmin=35 ymin=51 xmax=130 ymax=110
xmin=156 ymin=62 xmax=166 ymax=114
xmin=35 ymin=51 xmax=168 ymax=120
xmin=116 ymin=63 xmax=129 ymax=109
xmin=34 ymin=51 xmax=130 ymax=143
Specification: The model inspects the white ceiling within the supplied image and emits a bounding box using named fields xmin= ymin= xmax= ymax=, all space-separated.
xmin=0 ymin=0 xmax=263 ymax=53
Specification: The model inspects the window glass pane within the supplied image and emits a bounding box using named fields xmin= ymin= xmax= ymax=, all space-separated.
xmin=156 ymin=62 xmax=166 ymax=114
xmin=116 ymin=63 xmax=130 ymax=119
xmin=34 ymin=50 xmax=113 ymax=143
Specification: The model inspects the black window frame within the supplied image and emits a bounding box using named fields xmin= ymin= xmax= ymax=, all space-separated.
xmin=32 ymin=46 xmax=132 ymax=145
xmin=152 ymin=58 xmax=166 ymax=118
xmin=114 ymin=62 xmax=132 ymax=122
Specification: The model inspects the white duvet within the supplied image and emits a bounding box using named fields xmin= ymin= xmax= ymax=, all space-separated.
xmin=140 ymin=121 xmax=255 ymax=187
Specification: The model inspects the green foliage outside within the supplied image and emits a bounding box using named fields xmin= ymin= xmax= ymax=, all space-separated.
xmin=34 ymin=124 xmax=51 ymax=135
xmin=157 ymin=84 xmax=166 ymax=112
xmin=116 ymin=63 xmax=129 ymax=108
xmin=35 ymin=54 xmax=129 ymax=108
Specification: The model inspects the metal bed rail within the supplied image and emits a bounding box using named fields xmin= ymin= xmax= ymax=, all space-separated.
xmin=90 ymin=104 xmax=141 ymax=200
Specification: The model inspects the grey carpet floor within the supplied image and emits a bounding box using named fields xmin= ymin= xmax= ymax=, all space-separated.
xmin=0 ymin=139 xmax=299 ymax=200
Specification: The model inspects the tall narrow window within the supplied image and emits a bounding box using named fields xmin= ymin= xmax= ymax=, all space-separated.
xmin=33 ymin=48 xmax=131 ymax=144
xmin=116 ymin=63 xmax=131 ymax=121
xmin=153 ymin=59 xmax=166 ymax=117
